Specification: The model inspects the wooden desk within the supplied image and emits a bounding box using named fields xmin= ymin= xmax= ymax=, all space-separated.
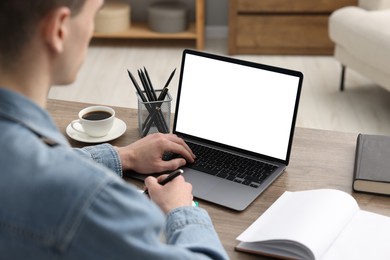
xmin=47 ymin=99 xmax=390 ymax=259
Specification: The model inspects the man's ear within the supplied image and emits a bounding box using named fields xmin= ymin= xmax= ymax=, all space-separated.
xmin=40 ymin=7 xmax=71 ymax=53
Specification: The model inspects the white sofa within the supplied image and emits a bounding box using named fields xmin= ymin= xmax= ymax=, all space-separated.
xmin=329 ymin=0 xmax=390 ymax=91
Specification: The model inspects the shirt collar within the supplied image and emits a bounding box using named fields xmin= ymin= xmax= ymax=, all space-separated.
xmin=0 ymin=88 xmax=69 ymax=147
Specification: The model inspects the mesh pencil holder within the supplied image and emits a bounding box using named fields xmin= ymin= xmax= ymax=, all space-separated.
xmin=137 ymin=90 xmax=172 ymax=137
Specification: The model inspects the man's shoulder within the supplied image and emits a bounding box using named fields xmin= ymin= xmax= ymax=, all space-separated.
xmin=0 ymin=117 xmax=117 ymax=210
xmin=0 ymin=123 xmax=126 ymax=250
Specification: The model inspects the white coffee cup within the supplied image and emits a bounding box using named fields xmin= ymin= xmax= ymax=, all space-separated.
xmin=71 ymin=106 xmax=115 ymax=137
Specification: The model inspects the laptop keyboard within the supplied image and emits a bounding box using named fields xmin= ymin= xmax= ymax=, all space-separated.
xmin=185 ymin=142 xmax=277 ymax=188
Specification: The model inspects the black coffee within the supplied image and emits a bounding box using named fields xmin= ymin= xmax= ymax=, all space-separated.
xmin=82 ymin=111 xmax=112 ymax=121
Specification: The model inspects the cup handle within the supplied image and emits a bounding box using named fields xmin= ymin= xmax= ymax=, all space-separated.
xmin=70 ymin=119 xmax=86 ymax=134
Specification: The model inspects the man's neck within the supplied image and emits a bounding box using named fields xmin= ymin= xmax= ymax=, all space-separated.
xmin=0 ymin=56 xmax=51 ymax=108
xmin=0 ymin=77 xmax=50 ymax=109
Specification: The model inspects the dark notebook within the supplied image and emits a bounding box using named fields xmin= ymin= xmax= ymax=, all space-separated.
xmin=353 ymin=134 xmax=390 ymax=195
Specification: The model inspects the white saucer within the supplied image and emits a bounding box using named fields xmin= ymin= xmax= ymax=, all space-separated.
xmin=66 ymin=117 xmax=127 ymax=143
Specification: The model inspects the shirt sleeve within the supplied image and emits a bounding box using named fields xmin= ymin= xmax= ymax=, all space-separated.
xmin=73 ymin=144 xmax=122 ymax=177
xmin=165 ymin=207 xmax=229 ymax=259
xmin=66 ymin=178 xmax=229 ymax=260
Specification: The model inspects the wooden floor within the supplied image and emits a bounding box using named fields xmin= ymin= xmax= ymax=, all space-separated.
xmin=49 ymin=38 xmax=390 ymax=136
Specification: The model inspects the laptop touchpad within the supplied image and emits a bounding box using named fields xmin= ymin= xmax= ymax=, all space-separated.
xmin=182 ymin=168 xmax=220 ymax=197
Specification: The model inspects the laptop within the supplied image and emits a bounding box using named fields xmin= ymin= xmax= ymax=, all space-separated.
xmin=129 ymin=49 xmax=303 ymax=211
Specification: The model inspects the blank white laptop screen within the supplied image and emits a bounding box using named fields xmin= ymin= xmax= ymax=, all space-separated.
xmin=175 ymin=53 xmax=301 ymax=161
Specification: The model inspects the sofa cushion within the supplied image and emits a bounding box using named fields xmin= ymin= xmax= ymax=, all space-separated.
xmin=359 ymin=0 xmax=390 ymax=11
xmin=329 ymin=7 xmax=390 ymax=74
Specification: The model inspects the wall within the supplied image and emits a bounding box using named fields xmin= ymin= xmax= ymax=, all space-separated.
xmin=205 ymin=0 xmax=228 ymax=26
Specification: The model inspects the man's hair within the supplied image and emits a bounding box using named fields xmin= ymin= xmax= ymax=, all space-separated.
xmin=0 ymin=0 xmax=86 ymax=64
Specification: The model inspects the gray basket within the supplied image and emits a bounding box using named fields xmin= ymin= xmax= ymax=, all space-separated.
xmin=147 ymin=1 xmax=188 ymax=33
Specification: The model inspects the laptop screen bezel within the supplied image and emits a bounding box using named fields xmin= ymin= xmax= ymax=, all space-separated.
xmin=172 ymin=49 xmax=303 ymax=166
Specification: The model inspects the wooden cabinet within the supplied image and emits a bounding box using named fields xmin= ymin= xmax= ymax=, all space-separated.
xmin=93 ymin=0 xmax=205 ymax=50
xmin=229 ymin=0 xmax=357 ymax=55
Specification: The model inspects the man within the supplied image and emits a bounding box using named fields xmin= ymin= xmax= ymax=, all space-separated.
xmin=0 ymin=0 xmax=228 ymax=259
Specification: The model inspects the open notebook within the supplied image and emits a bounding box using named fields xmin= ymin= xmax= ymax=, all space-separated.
xmin=236 ymin=189 xmax=390 ymax=259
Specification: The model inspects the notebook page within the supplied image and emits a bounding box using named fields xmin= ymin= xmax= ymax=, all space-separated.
xmin=237 ymin=189 xmax=359 ymax=259
xmin=322 ymin=210 xmax=390 ymax=259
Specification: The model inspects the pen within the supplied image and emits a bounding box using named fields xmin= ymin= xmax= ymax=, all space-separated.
xmin=144 ymin=169 xmax=184 ymax=195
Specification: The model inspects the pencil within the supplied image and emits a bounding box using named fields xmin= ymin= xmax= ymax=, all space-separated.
xmin=127 ymin=69 xmax=147 ymax=102
xmin=143 ymin=67 xmax=158 ymax=101
xmin=127 ymin=69 xmax=165 ymax=133
xmin=144 ymin=68 xmax=176 ymax=134
xmin=163 ymin=68 xmax=176 ymax=90
xmin=143 ymin=87 xmax=169 ymax=135
xmin=144 ymin=67 xmax=175 ymax=127
xmin=138 ymin=69 xmax=154 ymax=102
xmin=138 ymin=69 xmax=169 ymax=133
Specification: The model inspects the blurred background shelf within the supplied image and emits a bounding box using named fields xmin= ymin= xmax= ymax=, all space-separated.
xmin=228 ymin=0 xmax=357 ymax=55
xmin=94 ymin=23 xmax=197 ymax=39
xmin=93 ymin=0 xmax=205 ymax=50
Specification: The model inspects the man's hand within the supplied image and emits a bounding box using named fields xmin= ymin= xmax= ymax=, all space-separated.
xmin=115 ymin=133 xmax=195 ymax=174
xmin=144 ymin=174 xmax=193 ymax=214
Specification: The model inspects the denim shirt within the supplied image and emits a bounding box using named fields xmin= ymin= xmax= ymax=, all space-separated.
xmin=0 ymin=88 xmax=228 ymax=260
